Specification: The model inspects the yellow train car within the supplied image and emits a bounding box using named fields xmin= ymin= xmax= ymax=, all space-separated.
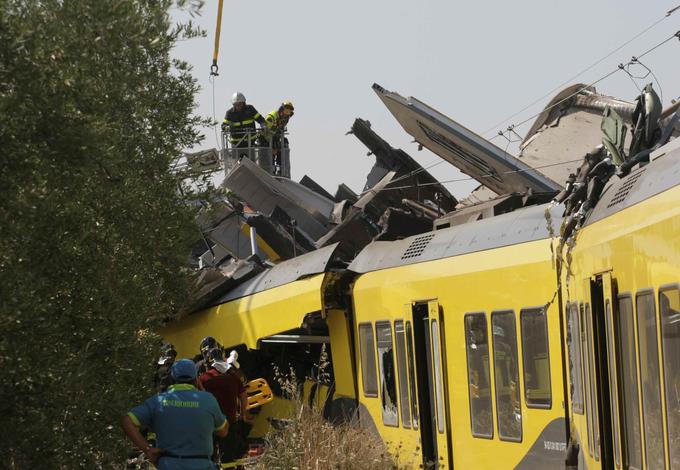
xmin=159 ymin=243 xmax=359 ymax=438
xmin=156 ymin=141 xmax=680 ymax=469
xmin=348 ymin=203 xmax=569 ymax=469
xmin=561 ymin=142 xmax=680 ymax=470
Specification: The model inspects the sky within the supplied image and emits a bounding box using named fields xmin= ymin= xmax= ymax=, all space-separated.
xmin=171 ymin=0 xmax=680 ymax=199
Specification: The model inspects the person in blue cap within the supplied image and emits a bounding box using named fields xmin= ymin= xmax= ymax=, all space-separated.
xmin=122 ymin=358 xmax=229 ymax=469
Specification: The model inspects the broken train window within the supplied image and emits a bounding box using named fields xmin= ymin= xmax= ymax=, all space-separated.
xmin=376 ymin=321 xmax=398 ymax=426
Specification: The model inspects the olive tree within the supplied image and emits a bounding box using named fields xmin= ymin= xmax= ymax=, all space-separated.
xmin=0 ymin=0 xmax=208 ymax=467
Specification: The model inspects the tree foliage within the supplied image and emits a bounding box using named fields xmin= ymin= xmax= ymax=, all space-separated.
xmin=0 ymin=0 xmax=206 ymax=467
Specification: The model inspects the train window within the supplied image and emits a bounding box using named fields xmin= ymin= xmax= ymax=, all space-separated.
xmin=431 ymin=320 xmax=445 ymax=434
xmin=358 ymin=323 xmax=378 ymax=397
xmin=394 ymin=320 xmax=412 ymax=428
xmin=520 ymin=308 xmax=551 ymax=409
xmin=618 ymin=295 xmax=642 ymax=470
xmin=567 ymin=303 xmax=584 ymax=414
xmin=492 ymin=311 xmax=522 ymax=442
xmin=465 ymin=313 xmax=493 ymax=438
xmin=605 ymin=299 xmax=622 ymax=467
xmin=376 ymin=322 xmax=399 ymax=427
xmin=659 ymin=286 xmax=680 ymax=468
xmin=636 ymin=291 xmax=664 ymax=470
xmin=405 ymin=321 xmax=419 ymax=429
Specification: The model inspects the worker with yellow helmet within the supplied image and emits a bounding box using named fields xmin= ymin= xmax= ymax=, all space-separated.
xmin=265 ymin=101 xmax=294 ymax=139
xmin=264 ymin=101 xmax=294 ymax=172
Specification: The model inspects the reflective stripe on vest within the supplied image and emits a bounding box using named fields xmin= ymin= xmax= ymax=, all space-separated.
xmin=225 ymin=118 xmax=255 ymax=127
xmin=229 ymin=132 xmax=259 ymax=144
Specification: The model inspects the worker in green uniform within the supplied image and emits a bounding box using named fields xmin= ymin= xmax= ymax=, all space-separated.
xmin=122 ymin=359 xmax=228 ymax=469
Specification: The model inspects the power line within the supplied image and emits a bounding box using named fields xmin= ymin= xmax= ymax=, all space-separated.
xmin=361 ymin=27 xmax=680 ymax=200
xmin=357 ymin=157 xmax=447 ymax=197
xmin=498 ymin=30 xmax=680 ymax=136
xmin=481 ymin=6 xmax=679 ymax=138
xmin=380 ymin=158 xmax=585 ymax=192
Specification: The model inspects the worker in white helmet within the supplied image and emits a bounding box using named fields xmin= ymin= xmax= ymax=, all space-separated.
xmin=222 ymin=92 xmax=265 ymax=149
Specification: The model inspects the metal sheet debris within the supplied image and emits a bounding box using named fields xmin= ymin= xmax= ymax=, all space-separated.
xmin=372 ymin=83 xmax=562 ymax=195
xmin=182 ymin=82 xmax=669 ymax=314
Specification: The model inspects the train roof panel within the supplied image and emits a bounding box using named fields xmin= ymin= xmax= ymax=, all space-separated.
xmin=215 ymin=242 xmax=340 ymax=303
xmin=372 ymin=83 xmax=562 ymax=195
xmin=586 ymin=140 xmax=680 ymax=225
xmin=349 ymin=203 xmax=564 ymax=274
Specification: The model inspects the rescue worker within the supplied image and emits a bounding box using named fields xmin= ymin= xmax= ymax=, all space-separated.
xmin=222 ymin=92 xmax=266 ymax=152
xmin=225 ymin=350 xmax=253 ymax=458
xmin=134 ymin=343 xmax=177 ymax=464
xmin=199 ymin=348 xmax=248 ymax=464
xmin=264 ymin=101 xmax=294 ymax=139
xmin=194 ymin=336 xmax=219 ymax=376
xmin=122 ymin=358 xmax=228 ymax=469
xmin=264 ymin=101 xmax=294 ymax=174
xmin=154 ymin=343 xmax=177 ymax=392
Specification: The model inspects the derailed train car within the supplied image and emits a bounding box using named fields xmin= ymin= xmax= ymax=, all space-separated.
xmin=160 ymin=139 xmax=680 ymax=469
xmin=560 ymin=140 xmax=680 ymax=470
xmin=159 ymin=243 xmax=360 ymax=439
xmin=347 ymin=201 xmax=567 ymax=469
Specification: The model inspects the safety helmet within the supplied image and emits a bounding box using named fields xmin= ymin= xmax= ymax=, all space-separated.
xmin=280 ymin=101 xmax=294 ymax=117
xmin=200 ymin=336 xmax=218 ymax=354
xmin=206 ymin=348 xmax=225 ymax=365
xmin=158 ymin=343 xmax=177 ymax=365
xmin=232 ymin=92 xmax=246 ymax=105
xmin=160 ymin=343 xmax=177 ymax=357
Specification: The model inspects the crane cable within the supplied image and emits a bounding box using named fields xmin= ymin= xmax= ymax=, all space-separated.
xmin=210 ymin=0 xmax=225 ymax=76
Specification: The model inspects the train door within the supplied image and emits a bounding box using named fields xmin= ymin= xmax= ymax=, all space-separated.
xmin=586 ymin=273 xmax=617 ymax=470
xmin=600 ymin=272 xmax=623 ymax=469
xmin=410 ymin=300 xmax=452 ymax=469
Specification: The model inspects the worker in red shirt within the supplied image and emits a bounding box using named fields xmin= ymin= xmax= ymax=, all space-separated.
xmin=199 ymin=348 xmax=248 ymax=464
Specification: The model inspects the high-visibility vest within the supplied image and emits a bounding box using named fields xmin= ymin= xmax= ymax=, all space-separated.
xmin=223 ymin=105 xmax=263 ymax=144
xmin=265 ymin=110 xmax=290 ymax=133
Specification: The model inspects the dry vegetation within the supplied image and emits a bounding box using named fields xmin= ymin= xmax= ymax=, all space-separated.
xmin=245 ymin=397 xmax=399 ymax=470
xmin=246 ymin=363 xmax=404 ymax=470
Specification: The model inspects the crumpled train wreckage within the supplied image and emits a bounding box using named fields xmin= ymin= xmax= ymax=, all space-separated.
xmin=182 ymin=82 xmax=680 ymax=313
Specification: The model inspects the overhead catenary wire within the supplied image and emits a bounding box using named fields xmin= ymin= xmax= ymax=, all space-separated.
xmin=380 ymin=158 xmax=447 ymax=187
xmin=495 ymin=29 xmax=680 ymax=138
xmin=360 ymin=29 xmax=679 ymax=201
xmin=619 ymin=56 xmax=665 ymax=104
xmin=481 ymin=5 xmax=680 ymax=138
xmin=378 ymin=158 xmax=586 ymax=193
xmin=353 ymin=154 xmax=448 ymax=197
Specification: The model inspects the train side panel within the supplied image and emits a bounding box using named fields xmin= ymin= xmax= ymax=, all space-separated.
xmin=564 ymin=183 xmax=680 ymax=470
xmin=160 ymin=274 xmax=326 ymax=355
xmin=352 ymin=238 xmax=567 ymax=469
